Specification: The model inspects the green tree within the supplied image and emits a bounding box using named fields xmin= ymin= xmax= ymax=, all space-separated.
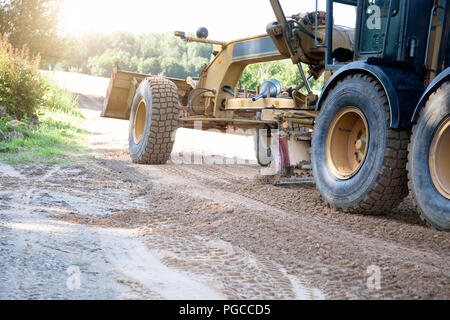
xmin=137 ymin=57 xmax=162 ymax=75
xmin=160 ymin=57 xmax=186 ymax=79
xmin=61 ymin=32 xmax=213 ymax=79
xmin=0 ymin=34 xmax=46 ymax=119
xmin=61 ymin=33 xmax=112 ymax=73
xmin=139 ymin=33 xmax=163 ymax=58
xmin=0 ymin=0 xmax=65 ymax=62
xmin=240 ymin=60 xmax=324 ymax=93
xmin=87 ymin=49 xmax=137 ymax=77
xmin=109 ymin=31 xmax=138 ymax=56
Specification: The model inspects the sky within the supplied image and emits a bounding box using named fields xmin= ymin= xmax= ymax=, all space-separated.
xmin=61 ymin=0 xmax=356 ymax=40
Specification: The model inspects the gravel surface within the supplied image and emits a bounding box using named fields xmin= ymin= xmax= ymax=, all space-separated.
xmin=0 ymin=72 xmax=448 ymax=300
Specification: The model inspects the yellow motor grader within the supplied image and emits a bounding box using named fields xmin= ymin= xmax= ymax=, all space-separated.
xmin=102 ymin=0 xmax=450 ymax=231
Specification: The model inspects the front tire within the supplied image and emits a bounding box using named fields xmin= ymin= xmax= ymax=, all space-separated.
xmin=129 ymin=77 xmax=179 ymax=164
xmin=311 ymin=74 xmax=409 ymax=214
xmin=408 ymin=82 xmax=450 ymax=231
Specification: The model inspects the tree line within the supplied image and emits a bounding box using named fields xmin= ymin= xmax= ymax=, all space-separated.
xmin=57 ymin=32 xmax=213 ymax=80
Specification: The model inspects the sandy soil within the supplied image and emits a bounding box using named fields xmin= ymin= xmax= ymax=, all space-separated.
xmin=0 ymin=71 xmax=449 ymax=300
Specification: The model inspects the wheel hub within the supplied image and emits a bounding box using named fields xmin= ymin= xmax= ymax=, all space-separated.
xmin=326 ymin=107 xmax=369 ymax=180
xmin=133 ymin=99 xmax=147 ymax=144
xmin=429 ymin=116 xmax=450 ymax=200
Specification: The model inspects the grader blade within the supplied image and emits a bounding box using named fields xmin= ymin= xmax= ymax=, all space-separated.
xmin=101 ymin=67 xmax=191 ymax=120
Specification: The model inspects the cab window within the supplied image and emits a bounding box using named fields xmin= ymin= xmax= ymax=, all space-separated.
xmin=360 ymin=0 xmax=398 ymax=54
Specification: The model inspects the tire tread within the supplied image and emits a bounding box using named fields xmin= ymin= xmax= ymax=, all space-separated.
xmin=313 ymin=74 xmax=410 ymax=214
xmin=407 ymin=81 xmax=450 ymax=230
xmin=133 ymin=77 xmax=179 ymax=165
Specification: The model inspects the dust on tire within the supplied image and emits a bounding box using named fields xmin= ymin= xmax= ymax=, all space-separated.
xmin=128 ymin=77 xmax=179 ymax=165
xmin=311 ymin=74 xmax=410 ymax=215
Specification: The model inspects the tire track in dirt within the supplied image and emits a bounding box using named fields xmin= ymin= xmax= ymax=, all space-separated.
xmin=123 ymin=162 xmax=450 ymax=299
xmin=11 ymin=72 xmax=445 ymax=300
xmin=2 ymin=160 xmax=323 ymax=300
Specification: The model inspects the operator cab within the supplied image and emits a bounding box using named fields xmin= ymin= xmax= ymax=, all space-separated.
xmin=326 ymin=0 xmax=441 ymax=79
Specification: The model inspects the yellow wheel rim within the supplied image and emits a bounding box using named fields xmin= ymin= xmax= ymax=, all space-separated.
xmin=133 ymin=99 xmax=147 ymax=144
xmin=429 ymin=116 xmax=450 ymax=199
xmin=326 ymin=107 xmax=369 ymax=180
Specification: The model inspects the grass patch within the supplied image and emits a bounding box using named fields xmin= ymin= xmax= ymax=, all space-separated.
xmin=43 ymin=78 xmax=83 ymax=117
xmin=0 ymin=84 xmax=89 ymax=164
xmin=0 ymin=34 xmax=88 ymax=164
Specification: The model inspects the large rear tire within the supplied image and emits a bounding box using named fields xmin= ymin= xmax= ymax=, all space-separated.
xmin=311 ymin=74 xmax=410 ymax=214
xmin=408 ymin=82 xmax=450 ymax=231
xmin=128 ymin=77 xmax=179 ymax=164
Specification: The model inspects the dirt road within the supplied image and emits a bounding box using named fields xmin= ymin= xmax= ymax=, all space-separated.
xmin=0 ymin=72 xmax=448 ymax=300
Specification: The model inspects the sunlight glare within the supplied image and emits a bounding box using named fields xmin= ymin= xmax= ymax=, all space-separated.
xmin=60 ymin=0 xmax=355 ymax=40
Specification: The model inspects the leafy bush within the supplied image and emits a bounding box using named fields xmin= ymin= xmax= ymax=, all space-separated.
xmin=137 ymin=57 xmax=161 ymax=75
xmin=43 ymin=79 xmax=83 ymax=117
xmin=240 ymin=60 xmax=324 ymax=93
xmin=0 ymin=34 xmax=46 ymax=120
xmin=87 ymin=48 xmax=136 ymax=77
xmin=61 ymin=32 xmax=213 ymax=79
xmin=0 ymin=34 xmax=86 ymax=162
xmin=0 ymin=78 xmax=86 ymax=163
